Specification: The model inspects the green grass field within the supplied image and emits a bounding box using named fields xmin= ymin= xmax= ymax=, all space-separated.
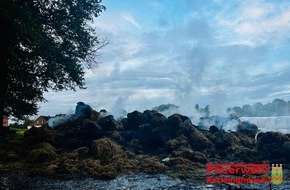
xmin=10 ymin=128 xmax=26 ymax=138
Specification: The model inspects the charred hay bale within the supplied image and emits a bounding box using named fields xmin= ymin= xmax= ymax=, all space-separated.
xmin=165 ymin=135 xmax=191 ymax=151
xmin=164 ymin=157 xmax=205 ymax=179
xmin=91 ymin=138 xmax=123 ymax=163
xmin=125 ymin=139 xmax=144 ymax=154
xmin=191 ymin=151 xmax=207 ymax=164
xmin=60 ymin=159 xmax=80 ymax=175
xmin=234 ymin=132 xmax=255 ymax=149
xmin=222 ymin=133 xmax=242 ymax=147
xmin=257 ymin=132 xmax=290 ymax=159
xmin=33 ymin=163 xmax=59 ymax=176
xmin=143 ymin=110 xmax=159 ymax=119
xmin=111 ymin=156 xmax=139 ymax=174
xmin=109 ymin=130 xmax=121 ymax=141
xmin=144 ymin=110 xmax=167 ymax=122
xmin=172 ymin=147 xmax=194 ymax=159
xmin=120 ymin=118 xmax=128 ymax=129
xmin=75 ymin=102 xmax=93 ymax=119
xmin=60 ymin=147 xmax=91 ymax=160
xmin=203 ymin=131 xmax=219 ymax=144
xmin=81 ymin=158 xmax=118 ymax=179
xmin=94 ymin=164 xmax=118 ymax=179
xmin=223 ymin=145 xmax=261 ymax=162
xmin=164 ymin=157 xmax=191 ymax=167
xmin=24 ymin=126 xmax=55 ymax=145
xmin=149 ymin=113 xmax=167 ymax=128
xmin=53 ymin=133 xmax=72 ymax=151
xmin=90 ymin=110 xmax=101 ymax=122
xmin=79 ymin=121 xmax=102 ymax=140
xmin=178 ymin=123 xmax=215 ymax=153
xmin=126 ymin=111 xmax=148 ymax=130
xmin=97 ymin=115 xmax=123 ymax=130
xmin=237 ymin=121 xmax=258 ymax=137
xmin=57 ymin=120 xmax=104 ymax=149
xmin=79 ymin=118 xmax=121 ymax=142
xmin=209 ymin=125 xmax=219 ymax=134
xmin=73 ymin=147 xmax=90 ymax=158
xmin=62 ymin=147 xmax=91 ymax=161
xmin=137 ymin=123 xmax=167 ymax=148
xmin=135 ymin=112 xmax=169 ymax=148
xmin=81 ymin=158 xmax=100 ymax=175
xmin=26 ymin=142 xmax=58 ymax=163
xmin=282 ymin=141 xmax=290 ymax=159
xmin=210 ymin=132 xmax=242 ymax=151
xmin=172 ymin=147 xmax=207 ymax=164
xmin=136 ymin=155 xmax=166 ymax=174
xmin=137 ymin=124 xmax=154 ymax=145
xmin=213 ymin=132 xmax=255 ymax=160
xmin=167 ymin=114 xmax=191 ymax=135
xmin=45 ymin=156 xmax=80 ymax=176
xmin=120 ymin=130 xmax=136 ymax=142
xmin=105 ymin=151 xmax=140 ymax=175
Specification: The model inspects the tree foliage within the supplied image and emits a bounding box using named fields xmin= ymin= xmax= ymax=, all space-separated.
xmin=227 ymin=99 xmax=290 ymax=117
xmin=194 ymin=104 xmax=210 ymax=117
xmin=0 ymin=0 xmax=106 ymax=122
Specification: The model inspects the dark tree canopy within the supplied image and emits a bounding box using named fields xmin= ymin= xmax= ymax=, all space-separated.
xmin=0 ymin=0 xmax=106 ymax=123
xmin=227 ymin=99 xmax=290 ymax=117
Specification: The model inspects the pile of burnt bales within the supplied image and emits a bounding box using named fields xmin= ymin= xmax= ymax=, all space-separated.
xmin=18 ymin=103 xmax=290 ymax=179
xmin=29 ymin=109 xmax=289 ymax=163
xmin=23 ymin=103 xmax=290 ymax=164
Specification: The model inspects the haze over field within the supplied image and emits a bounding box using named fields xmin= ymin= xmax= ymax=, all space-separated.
xmin=39 ymin=0 xmax=290 ymax=117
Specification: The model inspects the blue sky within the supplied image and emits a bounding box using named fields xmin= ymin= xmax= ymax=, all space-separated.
xmin=38 ymin=0 xmax=290 ymax=117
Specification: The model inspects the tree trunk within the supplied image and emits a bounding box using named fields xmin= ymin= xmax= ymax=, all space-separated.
xmin=0 ymin=57 xmax=8 ymax=129
xmin=0 ymin=51 xmax=7 ymax=128
xmin=0 ymin=10 xmax=9 ymax=129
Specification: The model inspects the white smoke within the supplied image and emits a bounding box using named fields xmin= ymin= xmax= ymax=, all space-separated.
xmin=48 ymin=114 xmax=74 ymax=128
xmin=152 ymin=104 xmax=180 ymax=117
xmin=240 ymin=116 xmax=290 ymax=133
xmin=198 ymin=115 xmax=240 ymax=131
xmin=109 ymin=96 xmax=128 ymax=119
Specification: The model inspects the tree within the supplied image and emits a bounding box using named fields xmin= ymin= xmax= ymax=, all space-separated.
xmin=0 ymin=0 xmax=106 ymax=127
xmin=194 ymin=104 xmax=210 ymax=117
xmin=253 ymin=102 xmax=263 ymax=116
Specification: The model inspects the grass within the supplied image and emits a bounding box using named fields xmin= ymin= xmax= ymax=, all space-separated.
xmin=9 ymin=128 xmax=26 ymax=138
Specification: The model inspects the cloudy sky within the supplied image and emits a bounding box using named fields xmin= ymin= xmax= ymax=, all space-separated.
xmin=39 ymin=0 xmax=290 ymax=117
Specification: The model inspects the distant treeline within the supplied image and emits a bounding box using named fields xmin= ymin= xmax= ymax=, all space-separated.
xmin=152 ymin=104 xmax=179 ymax=112
xmin=227 ymin=99 xmax=290 ymax=117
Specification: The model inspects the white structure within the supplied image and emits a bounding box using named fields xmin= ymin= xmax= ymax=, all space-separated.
xmin=27 ymin=116 xmax=51 ymax=129
xmin=240 ymin=116 xmax=290 ymax=133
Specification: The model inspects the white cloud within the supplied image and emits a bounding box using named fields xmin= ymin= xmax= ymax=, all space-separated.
xmin=215 ymin=0 xmax=290 ymax=46
xmin=121 ymin=12 xmax=142 ymax=30
xmin=272 ymin=62 xmax=290 ymax=73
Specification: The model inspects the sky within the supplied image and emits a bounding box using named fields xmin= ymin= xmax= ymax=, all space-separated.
xmin=38 ymin=0 xmax=290 ymax=117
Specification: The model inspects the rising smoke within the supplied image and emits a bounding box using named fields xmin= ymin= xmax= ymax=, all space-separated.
xmin=47 ymin=99 xmax=290 ymax=134
xmin=48 ymin=102 xmax=93 ymax=128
